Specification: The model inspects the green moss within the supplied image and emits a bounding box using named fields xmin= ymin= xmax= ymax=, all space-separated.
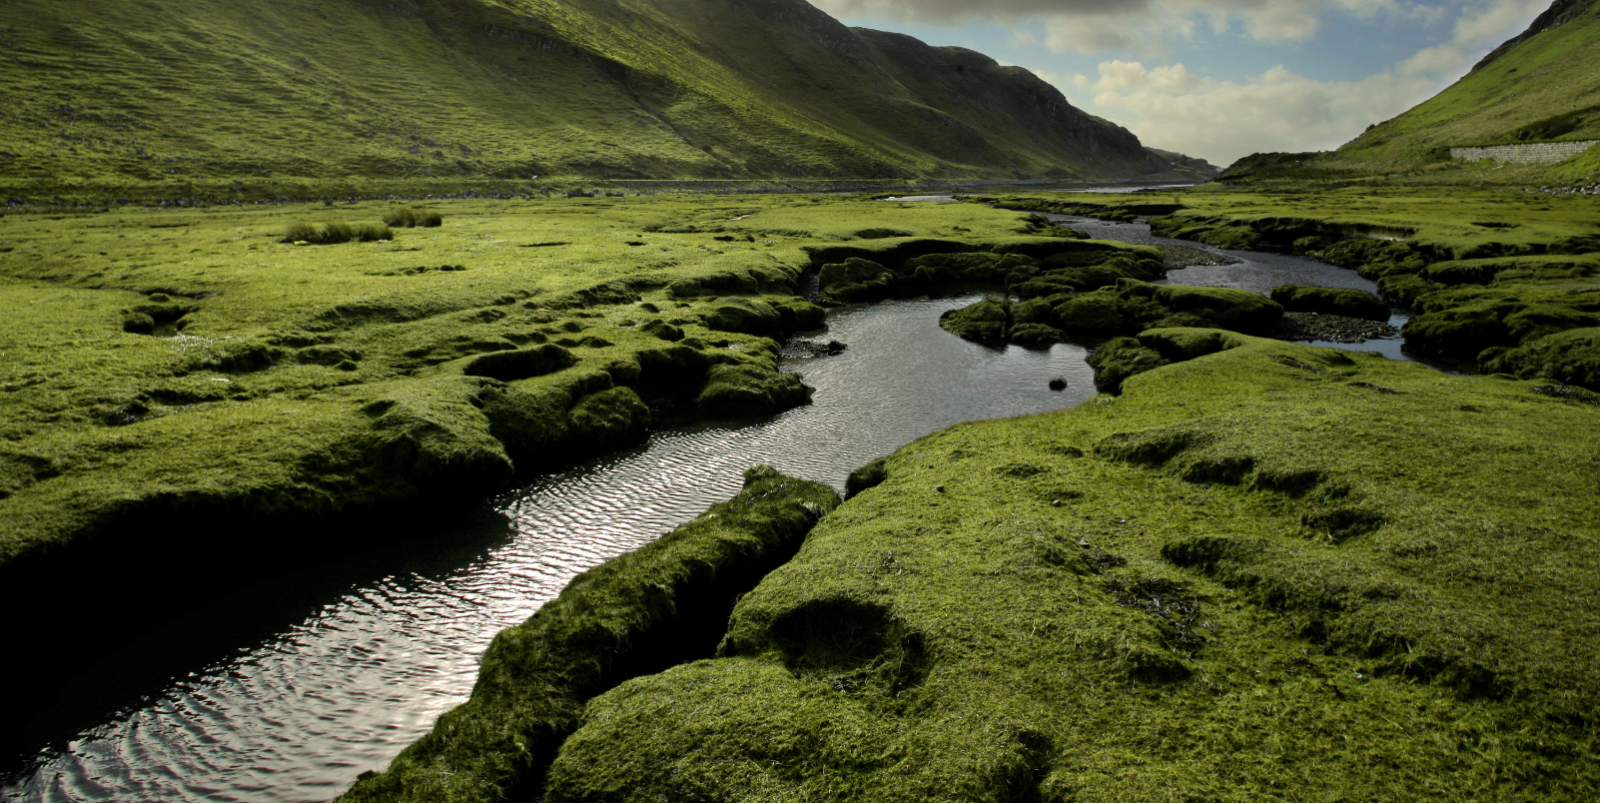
xmin=1057 ymin=281 xmax=1282 ymax=339
xmin=567 ymin=386 xmax=651 ymax=448
xmin=1480 ymin=327 xmax=1600 ymax=389
xmin=339 ymin=466 xmax=841 ymax=802
xmin=541 ymin=333 xmax=1599 ymax=801
xmin=937 ymin=297 xmax=1010 ymax=345
xmin=697 ymin=362 xmax=812 ymax=418
xmin=845 ymin=457 xmax=889 ymax=500
xmin=1085 ymin=336 xmax=1170 ymax=393
xmin=1009 ymin=322 xmax=1069 ymax=348
xmin=1269 ymin=285 xmax=1390 ymax=321
xmin=1403 ymin=284 xmax=1600 ymax=363
xmin=818 ymin=257 xmax=898 ymax=304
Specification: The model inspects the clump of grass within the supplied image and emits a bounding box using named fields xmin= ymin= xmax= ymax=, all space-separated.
xmin=382 ymin=207 xmax=443 ymax=228
xmin=282 ymin=222 xmax=393 ymax=244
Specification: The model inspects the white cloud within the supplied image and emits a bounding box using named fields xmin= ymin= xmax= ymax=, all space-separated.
xmin=1057 ymin=58 xmax=1442 ymax=164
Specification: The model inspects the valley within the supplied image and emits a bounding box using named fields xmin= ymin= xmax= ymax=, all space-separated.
xmin=0 ymin=0 xmax=1597 ymax=801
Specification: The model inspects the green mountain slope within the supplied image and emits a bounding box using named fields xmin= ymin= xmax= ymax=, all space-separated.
xmin=1218 ymin=0 xmax=1599 ymax=183
xmin=0 ymin=0 xmax=1165 ymax=200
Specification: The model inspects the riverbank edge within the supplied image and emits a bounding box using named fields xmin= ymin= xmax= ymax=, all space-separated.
xmin=0 ymin=229 xmax=1173 ymax=578
xmin=338 ymin=466 xmax=842 ymax=803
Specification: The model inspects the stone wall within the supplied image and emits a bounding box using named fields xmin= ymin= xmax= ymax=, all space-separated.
xmin=1450 ymin=140 xmax=1599 ymax=164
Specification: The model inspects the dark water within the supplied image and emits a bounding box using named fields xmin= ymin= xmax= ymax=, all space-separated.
xmin=1053 ymin=214 xmax=1416 ymax=361
xmin=2 ymin=297 xmax=1097 ymax=803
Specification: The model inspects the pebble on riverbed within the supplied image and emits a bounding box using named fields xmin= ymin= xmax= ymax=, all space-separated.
xmin=1271 ymin=311 xmax=1399 ymax=343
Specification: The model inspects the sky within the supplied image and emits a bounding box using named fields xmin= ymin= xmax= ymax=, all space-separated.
xmin=804 ymin=0 xmax=1556 ymax=167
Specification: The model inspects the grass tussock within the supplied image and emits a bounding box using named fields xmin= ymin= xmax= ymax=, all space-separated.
xmin=283 ymin=221 xmax=394 ymax=244
xmin=382 ymin=207 xmax=444 ymax=228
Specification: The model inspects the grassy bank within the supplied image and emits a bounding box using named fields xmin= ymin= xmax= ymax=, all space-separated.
xmin=541 ymin=331 xmax=1598 ymax=801
xmin=977 ymin=187 xmax=1600 ymax=387
xmin=341 ymin=465 xmax=841 ymax=802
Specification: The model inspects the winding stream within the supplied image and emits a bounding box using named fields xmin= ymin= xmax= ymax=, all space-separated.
xmin=3 ymin=297 xmax=1098 ymax=803
xmin=2 ymin=217 xmax=1419 ymax=802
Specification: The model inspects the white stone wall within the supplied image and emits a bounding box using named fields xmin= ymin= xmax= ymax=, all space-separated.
xmin=1450 ymin=140 xmax=1599 ymax=164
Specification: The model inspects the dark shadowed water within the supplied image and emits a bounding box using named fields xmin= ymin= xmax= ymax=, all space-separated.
xmin=1 ymin=297 xmax=1097 ymax=803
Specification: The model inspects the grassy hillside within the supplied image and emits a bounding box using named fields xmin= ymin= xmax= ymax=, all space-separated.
xmin=0 ymin=0 xmax=1165 ymax=203
xmin=1218 ymin=0 xmax=1599 ymax=184
xmin=1144 ymin=147 xmax=1222 ymax=180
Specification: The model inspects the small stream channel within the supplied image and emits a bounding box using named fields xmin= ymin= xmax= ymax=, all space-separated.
xmin=2 ymin=207 xmax=1420 ymax=803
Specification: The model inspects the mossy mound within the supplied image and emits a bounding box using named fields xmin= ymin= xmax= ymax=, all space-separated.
xmin=940 ymin=280 xmax=1282 ymax=350
xmin=1480 ymin=326 xmax=1600 ymax=389
xmin=808 ymin=236 xmax=1162 ymax=306
xmin=1403 ymin=285 xmax=1600 ymax=363
xmin=1086 ymin=328 xmax=1251 ymax=393
xmin=540 ymin=334 xmax=1599 ymax=801
xmin=696 ymin=344 xmax=814 ymax=417
xmin=937 ymin=298 xmax=1010 ymax=345
xmin=339 ymin=467 xmax=841 ymax=803
xmin=1086 ymin=336 xmax=1170 ymax=393
xmin=1269 ymin=285 xmax=1390 ymax=321
xmin=818 ymin=257 xmax=898 ymax=304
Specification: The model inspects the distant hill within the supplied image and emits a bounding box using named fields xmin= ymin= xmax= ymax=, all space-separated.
xmin=1218 ymin=0 xmax=1599 ymax=183
xmin=0 ymin=0 xmax=1170 ymax=198
xmin=1143 ymin=147 xmax=1222 ymax=180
